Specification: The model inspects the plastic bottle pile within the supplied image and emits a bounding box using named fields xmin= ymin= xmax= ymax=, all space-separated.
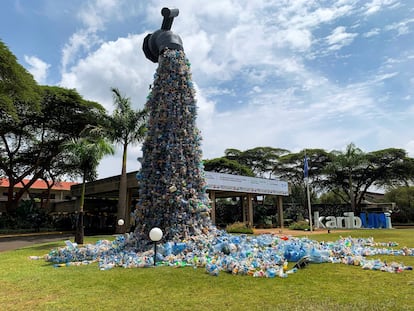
xmin=42 ymin=229 xmax=413 ymax=277
xmin=133 ymin=48 xmax=212 ymax=250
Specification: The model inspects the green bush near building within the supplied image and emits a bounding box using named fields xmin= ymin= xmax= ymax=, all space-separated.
xmin=226 ymin=221 xmax=254 ymax=234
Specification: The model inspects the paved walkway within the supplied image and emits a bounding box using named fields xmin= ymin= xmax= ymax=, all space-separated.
xmin=0 ymin=232 xmax=74 ymax=252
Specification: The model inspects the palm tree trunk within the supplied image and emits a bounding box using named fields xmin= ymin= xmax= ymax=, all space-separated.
xmin=116 ymin=143 xmax=128 ymax=233
xmin=75 ymin=174 xmax=86 ymax=244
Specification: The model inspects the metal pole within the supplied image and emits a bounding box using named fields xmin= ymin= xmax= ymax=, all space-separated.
xmin=304 ymin=150 xmax=313 ymax=232
xmin=153 ymin=242 xmax=157 ymax=266
xmin=306 ymin=178 xmax=313 ymax=232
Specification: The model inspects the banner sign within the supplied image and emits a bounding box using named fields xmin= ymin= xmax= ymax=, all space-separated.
xmin=204 ymin=172 xmax=289 ymax=196
xmin=313 ymin=211 xmax=392 ymax=229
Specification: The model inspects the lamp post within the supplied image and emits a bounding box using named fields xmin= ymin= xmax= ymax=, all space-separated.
xmin=149 ymin=227 xmax=163 ymax=266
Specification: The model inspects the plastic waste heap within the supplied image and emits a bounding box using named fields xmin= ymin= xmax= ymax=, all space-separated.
xmin=134 ymin=8 xmax=213 ymax=250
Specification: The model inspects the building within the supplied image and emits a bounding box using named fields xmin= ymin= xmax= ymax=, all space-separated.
xmin=0 ymin=178 xmax=78 ymax=212
xmin=69 ymin=171 xmax=290 ymax=229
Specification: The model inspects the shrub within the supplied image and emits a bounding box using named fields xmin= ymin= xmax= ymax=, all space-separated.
xmin=226 ymin=222 xmax=254 ymax=234
xmin=289 ymin=220 xmax=310 ymax=230
xmin=0 ymin=200 xmax=51 ymax=232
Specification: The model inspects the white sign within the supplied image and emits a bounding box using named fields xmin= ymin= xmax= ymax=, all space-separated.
xmin=204 ymin=172 xmax=289 ymax=196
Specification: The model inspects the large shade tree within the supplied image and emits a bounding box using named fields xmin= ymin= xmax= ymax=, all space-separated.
xmin=273 ymin=149 xmax=331 ymax=187
xmin=109 ymin=87 xmax=148 ymax=233
xmin=0 ymin=85 xmax=107 ymax=212
xmin=322 ymin=144 xmax=414 ymax=213
xmin=0 ymin=39 xmax=40 ymax=119
xmin=225 ymin=147 xmax=289 ymax=177
xmin=384 ymin=186 xmax=414 ymax=223
xmin=273 ymin=148 xmax=331 ymax=210
xmin=203 ymin=157 xmax=255 ymax=176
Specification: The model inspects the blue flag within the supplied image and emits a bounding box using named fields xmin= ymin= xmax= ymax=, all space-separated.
xmin=304 ymin=155 xmax=309 ymax=179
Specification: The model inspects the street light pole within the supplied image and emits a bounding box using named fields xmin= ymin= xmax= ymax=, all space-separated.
xmin=149 ymin=227 xmax=163 ymax=266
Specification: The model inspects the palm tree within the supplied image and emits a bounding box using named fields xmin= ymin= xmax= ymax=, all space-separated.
xmin=109 ymin=88 xmax=148 ymax=233
xmin=64 ymin=135 xmax=114 ymax=244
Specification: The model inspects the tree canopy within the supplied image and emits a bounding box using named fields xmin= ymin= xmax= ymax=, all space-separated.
xmin=1 ymin=85 xmax=108 ymax=212
xmin=0 ymin=39 xmax=40 ymax=119
xmin=322 ymin=145 xmax=414 ymax=212
xmin=225 ymin=147 xmax=289 ymax=177
xmin=203 ymin=157 xmax=255 ymax=177
xmin=384 ymin=186 xmax=414 ymax=223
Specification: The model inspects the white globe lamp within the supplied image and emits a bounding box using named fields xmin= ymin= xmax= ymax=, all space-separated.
xmin=149 ymin=227 xmax=163 ymax=242
xmin=149 ymin=227 xmax=163 ymax=266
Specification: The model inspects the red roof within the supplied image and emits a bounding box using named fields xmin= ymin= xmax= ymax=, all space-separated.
xmin=0 ymin=178 xmax=78 ymax=191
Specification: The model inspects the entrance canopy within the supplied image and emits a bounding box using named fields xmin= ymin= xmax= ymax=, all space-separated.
xmin=71 ymin=171 xmax=289 ymax=198
xmin=205 ymin=172 xmax=288 ymax=197
xmin=70 ymin=171 xmax=289 ymax=227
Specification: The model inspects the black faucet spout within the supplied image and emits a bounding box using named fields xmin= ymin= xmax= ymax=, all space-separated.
xmin=142 ymin=7 xmax=184 ymax=63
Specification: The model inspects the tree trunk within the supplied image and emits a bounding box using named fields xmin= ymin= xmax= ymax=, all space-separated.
xmin=5 ymin=172 xmax=44 ymax=213
xmin=349 ymin=173 xmax=355 ymax=212
xmin=116 ymin=143 xmax=128 ymax=234
xmin=5 ymin=185 xmax=19 ymax=213
xmin=74 ymin=211 xmax=84 ymax=245
xmin=75 ymin=175 xmax=86 ymax=244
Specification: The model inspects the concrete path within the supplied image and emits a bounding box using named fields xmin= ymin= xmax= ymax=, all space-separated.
xmin=0 ymin=232 xmax=74 ymax=252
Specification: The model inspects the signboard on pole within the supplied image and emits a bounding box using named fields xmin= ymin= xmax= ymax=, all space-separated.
xmin=204 ymin=172 xmax=289 ymax=196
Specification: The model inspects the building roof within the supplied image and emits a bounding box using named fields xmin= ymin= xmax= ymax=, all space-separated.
xmin=0 ymin=178 xmax=78 ymax=191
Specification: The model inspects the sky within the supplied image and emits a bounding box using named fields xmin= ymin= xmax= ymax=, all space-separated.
xmin=1 ymin=0 xmax=414 ymax=180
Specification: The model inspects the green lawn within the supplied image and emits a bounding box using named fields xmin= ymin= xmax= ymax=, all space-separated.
xmin=0 ymin=229 xmax=413 ymax=311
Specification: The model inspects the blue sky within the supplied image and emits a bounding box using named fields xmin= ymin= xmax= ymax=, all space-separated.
xmin=1 ymin=0 xmax=414 ymax=179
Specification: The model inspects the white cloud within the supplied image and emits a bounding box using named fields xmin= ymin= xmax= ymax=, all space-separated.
xmin=384 ymin=18 xmax=414 ymax=36
xmin=61 ymin=0 xmax=144 ymax=72
xmin=373 ymin=72 xmax=399 ymax=82
xmin=277 ymin=28 xmax=312 ymax=51
xmin=326 ymin=26 xmax=358 ymax=50
xmin=405 ymin=140 xmax=414 ymax=157
xmin=363 ymin=28 xmax=381 ymax=37
xmin=24 ymin=55 xmax=50 ymax=84
xmin=364 ymin=0 xmax=400 ymax=15
xmin=60 ymin=34 xmax=154 ymax=112
xmin=76 ymin=0 xmax=142 ymax=31
xmin=278 ymin=2 xmax=355 ymax=30
xmin=61 ymin=31 xmax=102 ymax=72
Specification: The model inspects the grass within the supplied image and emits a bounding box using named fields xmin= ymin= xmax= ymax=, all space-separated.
xmin=226 ymin=221 xmax=254 ymax=234
xmin=0 ymin=230 xmax=413 ymax=311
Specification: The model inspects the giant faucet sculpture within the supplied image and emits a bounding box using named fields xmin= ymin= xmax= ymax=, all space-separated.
xmin=142 ymin=8 xmax=183 ymax=63
xmin=134 ymin=7 xmax=213 ymax=250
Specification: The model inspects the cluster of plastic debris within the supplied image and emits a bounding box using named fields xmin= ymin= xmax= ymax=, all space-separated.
xmin=133 ymin=49 xmax=212 ymax=248
xmin=35 ymin=229 xmax=413 ymax=278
